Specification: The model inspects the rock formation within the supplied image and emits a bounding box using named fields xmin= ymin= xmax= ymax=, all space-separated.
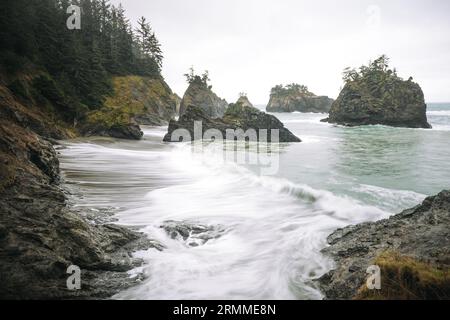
xmin=318 ymin=190 xmax=450 ymax=300
xmin=164 ymin=103 xmax=301 ymax=143
xmin=322 ymin=56 xmax=431 ymax=128
xmin=0 ymin=74 xmax=162 ymax=299
xmin=81 ymin=76 xmax=178 ymax=139
xmin=236 ymin=95 xmax=254 ymax=108
xmin=179 ymin=81 xmax=228 ymax=119
xmin=266 ymin=84 xmax=334 ymax=113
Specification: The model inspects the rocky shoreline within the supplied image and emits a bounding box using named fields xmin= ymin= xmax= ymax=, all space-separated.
xmin=318 ymin=190 xmax=450 ymax=300
xmin=0 ymin=131 xmax=161 ymax=299
xmin=0 ymin=75 xmax=164 ymax=299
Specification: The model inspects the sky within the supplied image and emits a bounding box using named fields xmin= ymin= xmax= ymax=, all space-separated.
xmin=111 ymin=0 xmax=450 ymax=104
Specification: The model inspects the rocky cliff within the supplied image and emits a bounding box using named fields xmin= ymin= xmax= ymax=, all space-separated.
xmin=0 ymin=72 xmax=162 ymax=299
xmin=319 ymin=190 xmax=450 ymax=300
xmin=81 ymin=76 xmax=177 ymax=139
xmin=164 ymin=103 xmax=301 ymax=143
xmin=179 ymin=82 xmax=228 ymax=118
xmin=322 ymin=57 xmax=431 ymax=128
xmin=266 ymin=84 xmax=334 ymax=113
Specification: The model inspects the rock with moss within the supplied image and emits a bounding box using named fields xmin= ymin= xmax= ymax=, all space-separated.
xmin=179 ymin=80 xmax=228 ymax=119
xmin=236 ymin=95 xmax=254 ymax=108
xmin=267 ymin=84 xmax=334 ymax=113
xmin=164 ymin=103 xmax=301 ymax=142
xmin=318 ymin=190 xmax=450 ymax=300
xmin=0 ymin=81 xmax=161 ymax=299
xmin=322 ymin=56 xmax=431 ymax=128
xmin=79 ymin=76 xmax=178 ymax=139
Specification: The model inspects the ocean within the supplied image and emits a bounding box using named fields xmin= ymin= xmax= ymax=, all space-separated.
xmin=59 ymin=103 xmax=450 ymax=299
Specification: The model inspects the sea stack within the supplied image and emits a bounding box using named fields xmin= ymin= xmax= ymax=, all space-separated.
xmin=179 ymin=77 xmax=228 ymax=118
xmin=322 ymin=55 xmax=431 ymax=128
xmin=266 ymin=84 xmax=334 ymax=113
xmin=236 ymin=94 xmax=254 ymax=108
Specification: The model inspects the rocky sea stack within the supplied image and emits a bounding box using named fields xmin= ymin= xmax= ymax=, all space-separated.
xmin=164 ymin=103 xmax=301 ymax=143
xmin=322 ymin=55 xmax=431 ymax=128
xmin=179 ymin=74 xmax=228 ymax=119
xmin=236 ymin=94 xmax=254 ymax=108
xmin=319 ymin=190 xmax=450 ymax=300
xmin=267 ymin=83 xmax=334 ymax=113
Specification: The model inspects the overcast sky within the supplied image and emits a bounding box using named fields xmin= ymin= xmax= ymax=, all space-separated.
xmin=111 ymin=0 xmax=450 ymax=104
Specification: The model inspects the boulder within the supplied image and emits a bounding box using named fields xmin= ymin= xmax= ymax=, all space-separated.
xmin=318 ymin=190 xmax=450 ymax=299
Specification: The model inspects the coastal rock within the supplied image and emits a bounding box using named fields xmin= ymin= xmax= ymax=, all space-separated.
xmin=0 ymin=81 xmax=159 ymax=299
xmin=322 ymin=56 xmax=431 ymax=128
xmin=80 ymin=76 xmax=178 ymax=139
xmin=179 ymin=82 xmax=228 ymax=118
xmin=236 ymin=95 xmax=254 ymax=108
xmin=266 ymin=84 xmax=334 ymax=113
xmin=163 ymin=103 xmax=301 ymax=143
xmin=318 ymin=190 xmax=450 ymax=300
xmin=161 ymin=221 xmax=226 ymax=247
xmin=81 ymin=121 xmax=144 ymax=140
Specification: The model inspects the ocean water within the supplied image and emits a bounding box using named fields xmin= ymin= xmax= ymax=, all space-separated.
xmin=59 ymin=103 xmax=450 ymax=300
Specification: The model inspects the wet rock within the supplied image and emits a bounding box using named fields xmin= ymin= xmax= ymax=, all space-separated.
xmin=164 ymin=104 xmax=301 ymax=143
xmin=161 ymin=221 xmax=226 ymax=246
xmin=0 ymin=114 xmax=158 ymax=299
xmin=81 ymin=122 xmax=143 ymax=140
xmin=318 ymin=190 xmax=450 ymax=300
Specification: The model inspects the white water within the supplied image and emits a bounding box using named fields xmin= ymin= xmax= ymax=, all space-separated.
xmin=58 ymin=104 xmax=450 ymax=300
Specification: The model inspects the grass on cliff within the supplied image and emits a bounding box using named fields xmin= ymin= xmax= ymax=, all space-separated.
xmin=355 ymin=251 xmax=450 ymax=300
xmin=85 ymin=76 xmax=172 ymax=128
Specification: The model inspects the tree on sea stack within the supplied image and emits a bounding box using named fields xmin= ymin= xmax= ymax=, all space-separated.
xmin=323 ymin=55 xmax=431 ymax=129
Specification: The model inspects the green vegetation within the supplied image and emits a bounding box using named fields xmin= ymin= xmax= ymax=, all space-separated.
xmin=0 ymin=0 xmax=164 ymax=125
xmin=184 ymin=66 xmax=212 ymax=89
xmin=85 ymin=75 xmax=174 ymax=128
xmin=341 ymin=55 xmax=405 ymax=100
xmin=356 ymin=251 xmax=450 ymax=300
xmin=270 ymin=83 xmax=313 ymax=96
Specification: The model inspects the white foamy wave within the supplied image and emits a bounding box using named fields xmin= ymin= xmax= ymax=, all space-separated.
xmin=353 ymin=184 xmax=426 ymax=212
xmin=113 ymin=142 xmax=391 ymax=299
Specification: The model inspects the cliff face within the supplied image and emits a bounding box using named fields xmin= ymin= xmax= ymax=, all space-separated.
xmin=81 ymin=76 xmax=177 ymax=139
xmin=267 ymin=91 xmax=334 ymax=113
xmin=319 ymin=191 xmax=450 ymax=300
xmin=164 ymin=103 xmax=301 ymax=143
xmin=0 ymin=73 xmax=160 ymax=299
xmin=179 ymin=82 xmax=228 ymax=118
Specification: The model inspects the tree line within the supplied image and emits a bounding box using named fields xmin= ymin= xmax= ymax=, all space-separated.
xmin=0 ymin=0 xmax=163 ymax=121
